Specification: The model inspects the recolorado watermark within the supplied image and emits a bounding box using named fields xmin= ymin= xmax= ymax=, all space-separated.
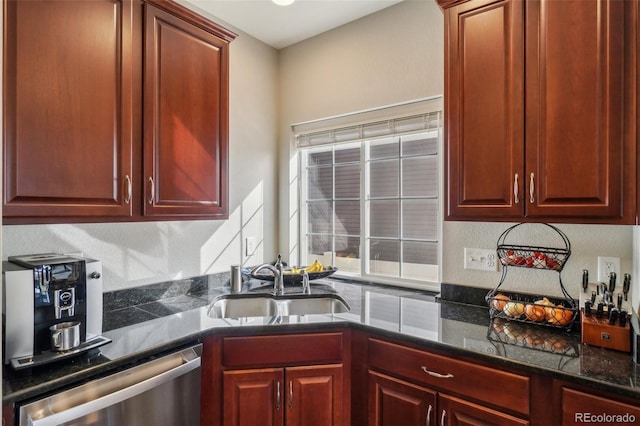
xmin=575 ymin=412 xmax=636 ymax=423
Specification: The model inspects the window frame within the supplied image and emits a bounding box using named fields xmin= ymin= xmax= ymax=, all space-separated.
xmin=297 ymin=127 xmax=443 ymax=292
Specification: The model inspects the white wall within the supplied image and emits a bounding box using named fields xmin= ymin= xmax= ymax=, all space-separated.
xmin=2 ymin=17 xmax=280 ymax=292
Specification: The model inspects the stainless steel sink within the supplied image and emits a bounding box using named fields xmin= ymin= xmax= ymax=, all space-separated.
xmin=208 ymin=293 xmax=350 ymax=318
xmin=208 ymin=294 xmax=279 ymax=318
xmin=279 ymin=295 xmax=350 ymax=316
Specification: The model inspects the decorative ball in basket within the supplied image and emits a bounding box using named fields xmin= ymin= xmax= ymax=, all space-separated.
xmin=486 ymin=223 xmax=578 ymax=330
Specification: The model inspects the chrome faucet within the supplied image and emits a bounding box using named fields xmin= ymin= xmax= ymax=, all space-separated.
xmin=252 ymin=255 xmax=285 ymax=295
xmin=272 ymin=255 xmax=285 ymax=295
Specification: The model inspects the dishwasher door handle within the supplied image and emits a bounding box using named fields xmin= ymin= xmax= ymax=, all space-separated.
xmin=27 ymin=354 xmax=201 ymax=426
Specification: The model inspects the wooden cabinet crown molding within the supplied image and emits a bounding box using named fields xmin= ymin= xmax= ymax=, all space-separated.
xmin=436 ymin=0 xmax=472 ymax=10
xmin=144 ymin=0 xmax=237 ymax=42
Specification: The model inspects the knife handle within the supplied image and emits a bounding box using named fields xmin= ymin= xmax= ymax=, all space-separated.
xmin=582 ymin=269 xmax=589 ymax=292
xmin=608 ymin=308 xmax=619 ymax=325
xmin=584 ymin=300 xmax=592 ymax=316
xmin=617 ymin=293 xmax=623 ymax=310
xmin=596 ymin=302 xmax=604 ymax=319
xmin=619 ymin=310 xmax=628 ymax=327
xmin=623 ymin=273 xmax=631 ymax=301
xmin=609 ymin=272 xmax=617 ymax=293
xmin=590 ymin=291 xmax=597 ymax=304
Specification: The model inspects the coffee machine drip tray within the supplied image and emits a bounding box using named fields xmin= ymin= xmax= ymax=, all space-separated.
xmin=10 ymin=335 xmax=112 ymax=370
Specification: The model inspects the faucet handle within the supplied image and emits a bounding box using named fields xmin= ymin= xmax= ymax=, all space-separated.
xmin=301 ymin=270 xmax=310 ymax=295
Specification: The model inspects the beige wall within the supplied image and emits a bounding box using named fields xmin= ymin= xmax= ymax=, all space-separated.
xmin=278 ymin=0 xmax=444 ymax=266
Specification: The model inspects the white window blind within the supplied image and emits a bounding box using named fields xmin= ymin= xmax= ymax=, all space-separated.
xmin=293 ymin=97 xmax=443 ymax=148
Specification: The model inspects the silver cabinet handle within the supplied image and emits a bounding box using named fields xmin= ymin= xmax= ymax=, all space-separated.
xmin=147 ymin=177 xmax=154 ymax=205
xmin=529 ymin=172 xmax=535 ymax=203
xmin=513 ymin=173 xmax=519 ymax=204
xmin=421 ymin=366 xmax=454 ymax=379
xmin=28 ymin=350 xmax=200 ymax=426
xmin=124 ymin=175 xmax=132 ymax=204
xmin=440 ymin=410 xmax=446 ymax=426
xmin=288 ymin=380 xmax=293 ymax=409
xmin=426 ymin=405 xmax=432 ymax=426
xmin=276 ymin=382 xmax=281 ymax=410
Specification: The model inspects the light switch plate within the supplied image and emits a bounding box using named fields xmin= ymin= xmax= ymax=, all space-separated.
xmin=464 ymin=248 xmax=498 ymax=272
xmin=245 ymin=237 xmax=257 ymax=256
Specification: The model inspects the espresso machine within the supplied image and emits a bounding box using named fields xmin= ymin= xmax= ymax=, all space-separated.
xmin=3 ymin=253 xmax=111 ymax=369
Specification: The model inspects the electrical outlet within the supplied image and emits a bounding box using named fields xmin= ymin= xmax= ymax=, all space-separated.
xmin=464 ymin=248 xmax=498 ymax=272
xmin=245 ymin=237 xmax=257 ymax=256
xmin=597 ymin=256 xmax=620 ymax=282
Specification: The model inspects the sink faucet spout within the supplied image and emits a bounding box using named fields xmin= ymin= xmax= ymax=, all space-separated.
xmin=251 ymin=254 xmax=285 ymax=295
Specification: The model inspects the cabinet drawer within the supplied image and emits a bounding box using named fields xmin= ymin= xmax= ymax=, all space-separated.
xmin=562 ymin=388 xmax=640 ymax=425
xmin=222 ymin=332 xmax=343 ymax=368
xmin=368 ymin=338 xmax=530 ymax=416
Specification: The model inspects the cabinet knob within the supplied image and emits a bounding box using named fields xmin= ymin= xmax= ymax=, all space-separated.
xmin=513 ymin=173 xmax=519 ymax=204
xmin=89 ymin=271 xmax=101 ymax=279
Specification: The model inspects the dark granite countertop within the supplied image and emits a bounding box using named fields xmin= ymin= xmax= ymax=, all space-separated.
xmin=3 ymin=276 xmax=639 ymax=405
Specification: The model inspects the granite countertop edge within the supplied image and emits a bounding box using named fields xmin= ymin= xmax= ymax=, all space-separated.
xmin=3 ymin=277 xmax=638 ymax=405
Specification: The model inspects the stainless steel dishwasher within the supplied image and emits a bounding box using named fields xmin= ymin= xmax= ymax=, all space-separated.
xmin=18 ymin=344 xmax=202 ymax=426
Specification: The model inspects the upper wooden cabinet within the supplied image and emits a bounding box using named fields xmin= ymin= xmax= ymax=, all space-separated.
xmin=3 ymin=0 xmax=235 ymax=224
xmin=443 ymin=0 xmax=637 ymax=224
xmin=3 ymin=0 xmax=137 ymax=220
xmin=143 ymin=4 xmax=230 ymax=217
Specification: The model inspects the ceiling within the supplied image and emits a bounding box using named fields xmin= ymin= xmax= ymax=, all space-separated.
xmin=183 ymin=0 xmax=406 ymax=49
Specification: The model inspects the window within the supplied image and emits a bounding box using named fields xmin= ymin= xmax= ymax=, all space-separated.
xmin=295 ymin=98 xmax=442 ymax=290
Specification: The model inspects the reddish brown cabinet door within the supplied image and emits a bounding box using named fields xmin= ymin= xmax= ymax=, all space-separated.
xmin=444 ymin=0 xmax=635 ymax=223
xmin=223 ymin=368 xmax=285 ymax=426
xmin=524 ymin=0 xmax=627 ymax=220
xmin=438 ymin=394 xmax=529 ymax=426
xmin=286 ymin=364 xmax=344 ymax=426
xmin=223 ymin=365 xmax=343 ymax=426
xmin=143 ymin=4 xmax=229 ymax=218
xmin=3 ymin=0 xmax=136 ymax=220
xmin=444 ymin=0 xmax=525 ymax=220
xmin=368 ymin=371 xmax=437 ymax=426
xmin=561 ymin=387 xmax=640 ymax=426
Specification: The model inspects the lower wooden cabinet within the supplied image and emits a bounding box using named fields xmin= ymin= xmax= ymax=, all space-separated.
xmin=368 ymin=371 xmax=528 ymax=426
xmin=201 ymin=330 xmax=349 ymax=426
xmin=201 ymin=329 xmax=639 ymax=426
xmin=559 ymin=386 xmax=640 ymax=426
xmin=438 ymin=394 xmax=529 ymax=426
xmin=368 ymin=370 xmax=436 ymax=426
xmin=223 ymin=364 xmax=343 ymax=426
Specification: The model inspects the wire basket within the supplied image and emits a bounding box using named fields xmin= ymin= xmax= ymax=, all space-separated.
xmin=496 ymin=223 xmax=570 ymax=272
xmin=488 ymin=318 xmax=579 ymax=358
xmin=486 ymin=291 xmax=578 ymax=330
xmin=486 ymin=223 xmax=577 ymax=330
